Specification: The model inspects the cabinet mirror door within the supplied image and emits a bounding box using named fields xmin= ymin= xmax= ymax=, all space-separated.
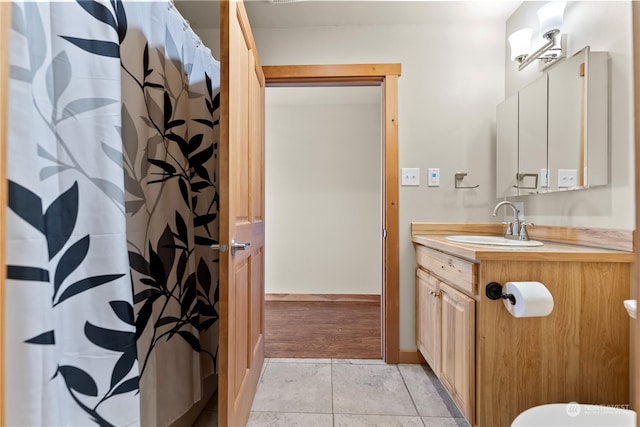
xmin=548 ymin=46 xmax=608 ymax=191
xmin=496 ymin=93 xmax=518 ymax=197
xmin=517 ymin=75 xmax=547 ymax=195
xmin=547 ymin=48 xmax=585 ymax=190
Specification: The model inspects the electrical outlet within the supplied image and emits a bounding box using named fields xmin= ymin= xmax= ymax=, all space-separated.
xmin=401 ymin=168 xmax=420 ymax=186
xmin=558 ymin=169 xmax=578 ymax=188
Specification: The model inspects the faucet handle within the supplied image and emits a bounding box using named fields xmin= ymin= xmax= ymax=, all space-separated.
xmin=518 ymin=222 xmax=534 ymax=241
xmin=501 ymin=221 xmax=513 ymax=236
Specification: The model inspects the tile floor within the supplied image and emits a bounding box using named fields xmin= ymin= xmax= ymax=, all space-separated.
xmin=195 ymin=358 xmax=470 ymax=427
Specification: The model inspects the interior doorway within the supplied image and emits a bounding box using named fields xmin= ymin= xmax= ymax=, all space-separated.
xmin=264 ymin=85 xmax=383 ymax=359
xmin=261 ymin=64 xmax=401 ymax=363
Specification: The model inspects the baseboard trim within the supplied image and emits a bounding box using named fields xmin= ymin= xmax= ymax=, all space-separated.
xmin=265 ymin=293 xmax=380 ymax=303
xmin=398 ymin=351 xmax=426 ymax=364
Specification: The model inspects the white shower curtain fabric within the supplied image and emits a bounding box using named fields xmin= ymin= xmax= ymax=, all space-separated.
xmin=5 ymin=1 xmax=220 ymax=426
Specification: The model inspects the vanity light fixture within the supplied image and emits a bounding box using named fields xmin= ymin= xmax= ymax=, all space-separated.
xmin=508 ymin=1 xmax=567 ymax=71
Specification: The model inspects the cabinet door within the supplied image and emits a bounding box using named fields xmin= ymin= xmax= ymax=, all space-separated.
xmin=416 ymin=269 xmax=440 ymax=374
xmin=440 ymin=282 xmax=475 ymax=423
xmin=496 ymin=93 xmax=519 ymax=197
xmin=548 ymin=47 xmax=608 ymax=190
xmin=517 ymin=75 xmax=548 ymax=194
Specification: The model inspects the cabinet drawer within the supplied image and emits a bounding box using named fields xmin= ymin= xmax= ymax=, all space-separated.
xmin=416 ymin=245 xmax=477 ymax=295
xmin=416 ymin=267 xmax=439 ymax=290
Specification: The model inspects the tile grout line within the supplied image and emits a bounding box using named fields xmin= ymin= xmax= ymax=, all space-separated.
xmin=419 ymin=364 xmax=465 ymax=420
xmin=331 ymin=359 xmax=335 ymax=426
xmin=397 ymin=364 xmax=425 ymax=424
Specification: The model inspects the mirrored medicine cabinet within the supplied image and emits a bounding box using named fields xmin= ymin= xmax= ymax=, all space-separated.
xmin=496 ymin=46 xmax=608 ymax=197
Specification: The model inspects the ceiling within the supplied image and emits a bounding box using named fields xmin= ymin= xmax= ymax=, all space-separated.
xmin=173 ymin=0 xmax=521 ymax=106
xmin=176 ymin=0 xmax=522 ymax=30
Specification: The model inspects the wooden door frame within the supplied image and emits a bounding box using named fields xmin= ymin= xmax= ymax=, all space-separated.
xmin=632 ymin=1 xmax=640 ymax=414
xmin=262 ymin=64 xmax=401 ymax=363
xmin=0 ymin=2 xmax=10 ymax=424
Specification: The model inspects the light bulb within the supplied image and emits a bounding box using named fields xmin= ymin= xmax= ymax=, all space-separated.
xmin=537 ymin=1 xmax=566 ymax=38
xmin=508 ymin=28 xmax=533 ymax=62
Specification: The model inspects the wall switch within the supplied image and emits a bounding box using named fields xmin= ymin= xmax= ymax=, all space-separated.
xmin=428 ymin=168 xmax=440 ymax=187
xmin=558 ymin=169 xmax=578 ymax=188
xmin=540 ymin=169 xmax=549 ymax=188
xmin=401 ymin=167 xmax=420 ymax=186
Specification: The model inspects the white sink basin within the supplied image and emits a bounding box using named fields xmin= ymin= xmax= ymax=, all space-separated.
xmin=445 ymin=235 xmax=544 ymax=247
xmin=624 ymin=300 xmax=636 ymax=319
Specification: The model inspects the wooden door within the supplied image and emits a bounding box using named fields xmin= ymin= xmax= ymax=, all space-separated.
xmin=416 ymin=269 xmax=440 ymax=374
xmin=219 ymin=1 xmax=266 ymax=426
xmin=440 ymin=282 xmax=475 ymax=423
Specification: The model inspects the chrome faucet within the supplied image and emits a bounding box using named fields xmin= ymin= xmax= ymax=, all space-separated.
xmin=492 ymin=201 xmax=520 ymax=239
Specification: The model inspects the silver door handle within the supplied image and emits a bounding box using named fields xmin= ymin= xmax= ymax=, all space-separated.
xmin=210 ymin=243 xmax=228 ymax=252
xmin=231 ymin=239 xmax=250 ymax=256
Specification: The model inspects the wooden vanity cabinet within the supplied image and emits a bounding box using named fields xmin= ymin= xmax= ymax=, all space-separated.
xmin=439 ymin=282 xmax=475 ymax=422
xmin=416 ymin=268 xmax=441 ymax=374
xmin=415 ymin=245 xmax=477 ymax=423
xmin=414 ymin=238 xmax=631 ymax=427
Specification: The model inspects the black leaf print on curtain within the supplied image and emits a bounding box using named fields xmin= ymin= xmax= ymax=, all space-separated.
xmin=99 ymin=0 xmax=222 ymax=395
xmin=8 ymin=177 xmax=136 ymax=424
xmin=44 ymin=181 xmax=79 ymax=259
xmin=57 ymin=365 xmax=99 ymax=397
xmin=55 ymin=274 xmax=125 ymax=307
xmin=133 ymin=223 xmax=217 ymax=377
xmin=60 ymin=37 xmax=120 ymax=58
xmin=53 ymin=235 xmax=90 ymax=300
xmin=85 ymin=322 xmax=136 ymax=352
xmin=55 ymin=365 xmax=114 ymax=427
xmin=60 ymin=0 xmax=127 ymax=59
xmin=7 ymin=180 xmax=45 ymax=234
xmin=76 ymin=1 xmax=119 ymax=31
xmin=25 ymin=330 xmax=56 ymax=345
xmin=7 ymin=266 xmax=50 ymax=282
xmin=109 ymin=301 xmax=135 ymax=326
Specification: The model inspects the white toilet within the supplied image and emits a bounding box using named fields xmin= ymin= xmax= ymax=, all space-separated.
xmin=511 ymin=402 xmax=636 ymax=426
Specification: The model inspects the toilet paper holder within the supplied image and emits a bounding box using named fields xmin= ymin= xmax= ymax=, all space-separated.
xmin=485 ymin=282 xmax=516 ymax=305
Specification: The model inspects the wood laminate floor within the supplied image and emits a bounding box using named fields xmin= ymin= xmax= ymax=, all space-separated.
xmin=264 ymin=300 xmax=381 ymax=359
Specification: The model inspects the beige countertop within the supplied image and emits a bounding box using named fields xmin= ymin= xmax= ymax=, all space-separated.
xmin=412 ymin=234 xmax=635 ymax=263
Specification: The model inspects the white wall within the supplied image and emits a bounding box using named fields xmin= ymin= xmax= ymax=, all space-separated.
xmin=265 ymin=96 xmax=382 ymax=295
xmin=242 ymin=21 xmax=506 ymax=351
xmin=505 ymin=1 xmax=634 ymax=229
xmin=193 ymin=18 xmax=506 ymax=350
xmin=191 ymin=2 xmax=634 ymax=351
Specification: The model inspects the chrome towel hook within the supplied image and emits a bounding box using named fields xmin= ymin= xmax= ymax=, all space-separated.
xmin=454 ymin=172 xmax=479 ymax=189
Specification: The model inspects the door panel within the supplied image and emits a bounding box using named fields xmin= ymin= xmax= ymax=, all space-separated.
xmin=439 ymin=282 xmax=475 ymax=423
xmin=220 ymin=1 xmax=266 ymax=425
xmin=249 ymin=54 xmax=264 ymax=223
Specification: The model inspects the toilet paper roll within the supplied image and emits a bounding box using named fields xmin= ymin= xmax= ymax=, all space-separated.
xmin=503 ymin=281 xmax=554 ymax=318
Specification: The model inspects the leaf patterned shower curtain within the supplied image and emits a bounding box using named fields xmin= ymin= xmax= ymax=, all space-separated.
xmin=5 ymin=1 xmax=220 ymax=425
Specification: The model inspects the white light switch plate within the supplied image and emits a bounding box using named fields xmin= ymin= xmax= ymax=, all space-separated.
xmin=428 ymin=168 xmax=440 ymax=187
xmin=401 ymin=168 xmax=420 ymax=186
xmin=540 ymin=169 xmax=549 ymax=188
